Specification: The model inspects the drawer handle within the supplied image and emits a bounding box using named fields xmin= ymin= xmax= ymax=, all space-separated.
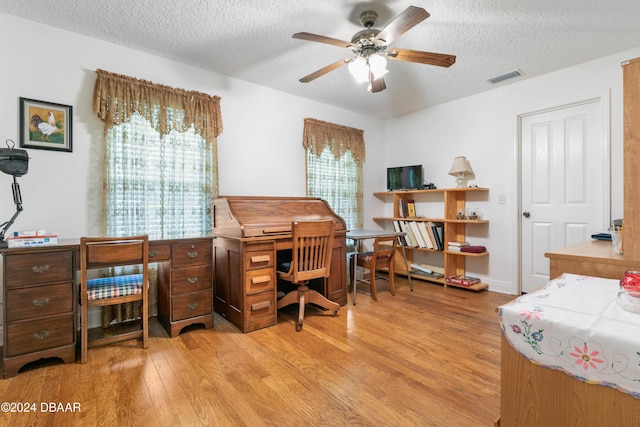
xmin=149 ymin=250 xmax=159 ymax=257
xmin=32 ymin=264 xmax=50 ymax=274
xmin=251 ymin=255 xmax=271 ymax=263
xmin=32 ymin=297 xmax=50 ymax=307
xmin=187 ymin=302 xmax=198 ymax=310
xmin=251 ymin=275 xmax=271 ymax=285
xmin=187 ymin=277 xmax=199 ymax=284
xmin=251 ymin=301 xmax=271 ymax=311
xmin=187 ymin=251 xmax=199 ymax=258
xmin=33 ymin=330 xmax=51 ymax=340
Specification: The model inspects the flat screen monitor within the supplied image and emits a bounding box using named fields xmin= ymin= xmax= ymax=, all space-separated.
xmin=387 ymin=165 xmax=423 ymax=190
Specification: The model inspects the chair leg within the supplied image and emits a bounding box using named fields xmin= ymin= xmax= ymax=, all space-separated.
xmin=81 ymin=296 xmax=88 ymax=364
xmin=296 ymin=285 xmax=308 ymax=332
xmin=370 ymin=268 xmax=378 ymax=301
xmin=388 ymin=265 xmax=396 ymax=296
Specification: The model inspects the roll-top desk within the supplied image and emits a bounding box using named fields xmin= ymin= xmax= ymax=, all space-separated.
xmin=212 ymin=196 xmax=348 ymax=333
xmin=1 ymin=236 xmax=214 ymax=378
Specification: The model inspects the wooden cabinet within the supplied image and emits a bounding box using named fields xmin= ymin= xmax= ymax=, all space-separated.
xmin=373 ymin=187 xmax=489 ymax=291
xmin=157 ymin=238 xmax=214 ymax=337
xmin=1 ymin=245 xmax=76 ymax=378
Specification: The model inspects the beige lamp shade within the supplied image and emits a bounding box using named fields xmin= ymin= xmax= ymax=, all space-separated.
xmin=448 ymin=156 xmax=474 ymax=187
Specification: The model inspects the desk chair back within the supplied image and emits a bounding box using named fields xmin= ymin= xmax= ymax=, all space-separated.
xmin=288 ymin=220 xmax=335 ymax=284
xmin=277 ymin=220 xmax=339 ymax=331
xmin=79 ymin=235 xmax=149 ymax=363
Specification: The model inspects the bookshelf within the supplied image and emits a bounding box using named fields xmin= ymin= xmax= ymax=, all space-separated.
xmin=373 ymin=187 xmax=489 ymax=291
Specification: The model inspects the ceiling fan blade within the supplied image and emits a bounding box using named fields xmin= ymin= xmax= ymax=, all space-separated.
xmin=387 ymin=48 xmax=456 ymax=67
xmin=299 ymin=58 xmax=352 ymax=83
xmin=375 ymin=6 xmax=430 ymax=45
xmin=368 ymin=71 xmax=386 ymax=93
xmin=292 ymin=32 xmax=353 ymax=49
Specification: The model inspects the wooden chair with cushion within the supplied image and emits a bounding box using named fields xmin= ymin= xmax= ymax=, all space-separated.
xmin=350 ymin=235 xmax=397 ymax=302
xmin=277 ymin=220 xmax=340 ymax=331
xmin=79 ymin=235 xmax=149 ymax=363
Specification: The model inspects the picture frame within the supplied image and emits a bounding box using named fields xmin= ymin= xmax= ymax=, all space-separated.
xmin=19 ymin=97 xmax=73 ymax=152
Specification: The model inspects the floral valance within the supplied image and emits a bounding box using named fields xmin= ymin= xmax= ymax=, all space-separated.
xmin=302 ymin=118 xmax=365 ymax=163
xmin=92 ymin=69 xmax=223 ymax=143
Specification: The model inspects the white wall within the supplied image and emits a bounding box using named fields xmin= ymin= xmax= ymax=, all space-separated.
xmin=381 ymin=46 xmax=640 ymax=294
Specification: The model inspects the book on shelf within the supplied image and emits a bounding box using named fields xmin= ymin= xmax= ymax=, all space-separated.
xmin=445 ymin=274 xmax=481 ymax=286
xmin=406 ymin=199 xmax=416 ymax=217
xmin=460 ymin=245 xmax=487 ymax=253
xmin=392 ymin=220 xmax=409 ymax=246
xmin=447 ymin=241 xmax=470 ymax=247
xmin=408 ymin=221 xmax=427 ymax=248
xmin=418 ymin=222 xmax=434 ymax=249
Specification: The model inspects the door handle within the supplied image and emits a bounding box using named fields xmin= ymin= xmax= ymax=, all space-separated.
xmin=522 ymin=211 xmax=531 ymax=218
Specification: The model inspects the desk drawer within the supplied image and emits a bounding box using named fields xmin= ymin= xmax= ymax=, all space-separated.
xmin=149 ymin=244 xmax=171 ymax=262
xmin=172 ymin=290 xmax=212 ymax=321
xmin=245 ymin=268 xmax=275 ymax=295
xmin=245 ymin=292 xmax=276 ymax=321
xmin=172 ymin=265 xmax=211 ymax=295
xmin=5 ymin=251 xmax=73 ymax=287
xmin=6 ymin=283 xmax=73 ymax=322
xmin=243 ymin=245 xmax=274 ymax=270
xmin=6 ymin=314 xmax=74 ymax=357
xmin=171 ymin=242 xmax=212 ymax=268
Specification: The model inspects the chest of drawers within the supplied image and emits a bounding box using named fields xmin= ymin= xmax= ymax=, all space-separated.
xmin=1 ymin=245 xmax=77 ymax=378
xmin=157 ymin=238 xmax=214 ymax=337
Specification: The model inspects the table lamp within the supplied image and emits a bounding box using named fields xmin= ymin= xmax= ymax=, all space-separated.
xmin=448 ymin=156 xmax=474 ymax=188
xmin=0 ymin=139 xmax=29 ymax=248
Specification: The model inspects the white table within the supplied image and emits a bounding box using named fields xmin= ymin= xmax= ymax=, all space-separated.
xmin=346 ymin=229 xmax=413 ymax=304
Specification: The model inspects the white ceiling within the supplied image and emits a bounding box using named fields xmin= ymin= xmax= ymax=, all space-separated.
xmin=3 ymin=1 xmax=640 ymax=119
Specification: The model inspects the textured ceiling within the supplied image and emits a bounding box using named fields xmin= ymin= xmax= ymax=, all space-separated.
xmin=3 ymin=1 xmax=640 ymax=119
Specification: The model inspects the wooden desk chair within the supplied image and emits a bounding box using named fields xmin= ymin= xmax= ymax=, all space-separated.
xmin=79 ymin=235 xmax=149 ymax=363
xmin=350 ymin=235 xmax=397 ymax=302
xmin=277 ymin=220 xmax=340 ymax=331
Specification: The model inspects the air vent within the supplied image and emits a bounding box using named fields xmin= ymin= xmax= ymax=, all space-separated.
xmin=487 ymin=69 xmax=522 ymax=84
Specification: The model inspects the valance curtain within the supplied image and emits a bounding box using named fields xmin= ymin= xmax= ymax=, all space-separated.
xmin=93 ymin=69 xmax=223 ymax=142
xmin=303 ymin=118 xmax=364 ymax=230
xmin=302 ymin=118 xmax=365 ymax=163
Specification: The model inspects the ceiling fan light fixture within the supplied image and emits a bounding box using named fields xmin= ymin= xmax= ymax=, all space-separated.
xmin=369 ymin=54 xmax=388 ymax=79
xmin=348 ymin=56 xmax=369 ymax=83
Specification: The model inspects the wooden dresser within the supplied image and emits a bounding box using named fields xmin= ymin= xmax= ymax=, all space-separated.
xmin=157 ymin=238 xmax=214 ymax=337
xmin=1 ymin=242 xmax=77 ymax=379
xmin=1 ymin=236 xmax=214 ymax=377
xmin=212 ymin=196 xmax=347 ymax=333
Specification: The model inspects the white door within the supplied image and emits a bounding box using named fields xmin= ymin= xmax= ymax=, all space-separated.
xmin=520 ymin=99 xmax=608 ymax=293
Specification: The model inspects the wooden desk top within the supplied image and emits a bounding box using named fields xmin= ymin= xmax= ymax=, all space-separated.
xmin=544 ymin=239 xmax=629 ymax=264
xmin=545 ymin=239 xmax=640 ymax=280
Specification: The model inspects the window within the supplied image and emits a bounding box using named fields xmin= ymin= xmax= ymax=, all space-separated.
xmin=306 ymin=147 xmax=362 ymax=230
xmin=303 ymin=118 xmax=364 ymax=230
xmin=105 ymin=111 xmax=215 ymax=239
xmin=93 ymin=69 xmax=222 ymax=239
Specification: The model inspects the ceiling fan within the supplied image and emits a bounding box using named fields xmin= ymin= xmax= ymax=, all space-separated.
xmin=293 ymin=6 xmax=456 ymax=93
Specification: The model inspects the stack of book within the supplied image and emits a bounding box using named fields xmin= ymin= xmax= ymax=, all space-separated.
xmin=7 ymin=230 xmax=59 ymax=248
xmin=447 ymin=241 xmax=470 ymax=252
xmin=445 ymin=274 xmax=481 ymax=287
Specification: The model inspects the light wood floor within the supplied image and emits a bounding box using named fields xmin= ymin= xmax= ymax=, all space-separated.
xmin=0 ymin=277 xmax=514 ymax=427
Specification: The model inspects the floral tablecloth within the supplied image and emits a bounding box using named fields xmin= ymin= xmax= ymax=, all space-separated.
xmin=498 ymin=273 xmax=640 ymax=398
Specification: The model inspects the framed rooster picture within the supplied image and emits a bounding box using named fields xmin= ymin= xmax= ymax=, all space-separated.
xmin=19 ymin=97 xmax=73 ymax=152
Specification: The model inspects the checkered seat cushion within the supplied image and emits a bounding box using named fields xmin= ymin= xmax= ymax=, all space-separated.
xmin=87 ymin=273 xmax=144 ymax=301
